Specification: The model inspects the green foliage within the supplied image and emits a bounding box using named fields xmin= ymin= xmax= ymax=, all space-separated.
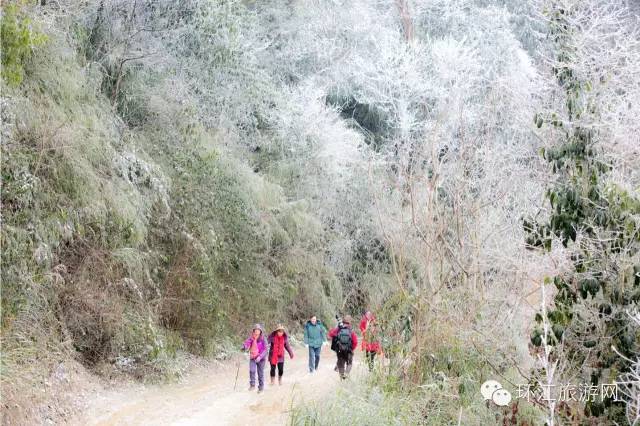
xmin=291 ymin=381 xmax=423 ymax=426
xmin=1 ymin=2 xmax=47 ymax=87
xmin=2 ymin=26 xmax=171 ymax=381
xmin=123 ymin=74 xmax=339 ymax=349
xmin=292 ymin=362 xmax=538 ymax=425
xmin=524 ymin=3 xmax=640 ymax=423
xmin=0 ymin=3 xmax=344 ymax=385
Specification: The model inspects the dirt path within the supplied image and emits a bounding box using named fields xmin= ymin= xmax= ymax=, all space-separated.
xmin=71 ymin=345 xmax=358 ymax=426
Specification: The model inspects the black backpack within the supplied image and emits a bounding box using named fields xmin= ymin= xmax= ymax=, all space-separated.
xmin=333 ymin=326 xmax=353 ymax=353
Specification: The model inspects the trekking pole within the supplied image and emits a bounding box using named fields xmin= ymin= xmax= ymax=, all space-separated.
xmin=233 ymin=359 xmax=240 ymax=391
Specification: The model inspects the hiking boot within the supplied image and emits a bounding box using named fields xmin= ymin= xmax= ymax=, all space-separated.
xmin=278 ymin=376 xmax=282 ymax=385
xmin=270 ymin=377 xmax=275 ymax=385
xmin=257 ymin=388 xmax=264 ymax=394
xmin=248 ymin=385 xmax=255 ymax=391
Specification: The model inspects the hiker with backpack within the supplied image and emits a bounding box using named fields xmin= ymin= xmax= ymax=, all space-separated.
xmin=241 ymin=324 xmax=268 ymax=393
xmin=328 ymin=315 xmax=358 ymax=379
xmin=303 ymin=315 xmax=327 ymax=373
xmin=267 ymin=324 xmax=294 ymax=385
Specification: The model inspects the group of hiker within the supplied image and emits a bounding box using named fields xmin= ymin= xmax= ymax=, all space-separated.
xmin=241 ymin=311 xmax=382 ymax=393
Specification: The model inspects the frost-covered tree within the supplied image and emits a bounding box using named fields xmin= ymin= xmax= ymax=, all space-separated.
xmin=525 ymin=0 xmax=640 ymax=423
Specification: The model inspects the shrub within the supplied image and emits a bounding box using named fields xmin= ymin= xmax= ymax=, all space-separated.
xmin=291 ymin=381 xmax=422 ymax=426
xmin=1 ymin=2 xmax=47 ymax=87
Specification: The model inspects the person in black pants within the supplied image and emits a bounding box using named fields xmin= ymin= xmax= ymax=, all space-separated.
xmin=328 ymin=315 xmax=358 ymax=379
xmin=267 ymin=324 xmax=294 ymax=385
xmin=270 ymin=359 xmax=284 ymax=379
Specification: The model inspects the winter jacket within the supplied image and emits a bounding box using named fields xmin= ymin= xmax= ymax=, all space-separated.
xmin=243 ymin=334 xmax=268 ymax=362
xmin=267 ymin=331 xmax=294 ymax=364
xmin=359 ymin=314 xmax=375 ymax=334
xmin=303 ymin=320 xmax=327 ymax=348
xmin=360 ymin=314 xmax=377 ymax=351
xmin=363 ymin=340 xmax=381 ymax=353
xmin=328 ymin=325 xmax=358 ymax=351
xmin=362 ymin=329 xmax=382 ymax=353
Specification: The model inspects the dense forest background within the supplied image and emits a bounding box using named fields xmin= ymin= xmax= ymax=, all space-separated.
xmin=1 ymin=0 xmax=639 ymax=424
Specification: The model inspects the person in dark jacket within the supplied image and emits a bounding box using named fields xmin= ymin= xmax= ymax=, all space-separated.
xmin=303 ymin=315 xmax=327 ymax=373
xmin=328 ymin=315 xmax=358 ymax=379
xmin=267 ymin=324 xmax=294 ymax=385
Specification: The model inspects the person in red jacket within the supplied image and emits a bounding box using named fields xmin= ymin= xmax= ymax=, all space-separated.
xmin=362 ymin=323 xmax=382 ymax=372
xmin=359 ymin=310 xmax=375 ymax=337
xmin=267 ymin=324 xmax=294 ymax=385
xmin=328 ymin=315 xmax=358 ymax=379
xmin=360 ymin=310 xmax=376 ymax=350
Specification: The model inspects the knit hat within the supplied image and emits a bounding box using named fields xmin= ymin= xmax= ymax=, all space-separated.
xmin=343 ymin=315 xmax=353 ymax=324
xmin=274 ymin=323 xmax=286 ymax=333
xmin=252 ymin=323 xmax=264 ymax=335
